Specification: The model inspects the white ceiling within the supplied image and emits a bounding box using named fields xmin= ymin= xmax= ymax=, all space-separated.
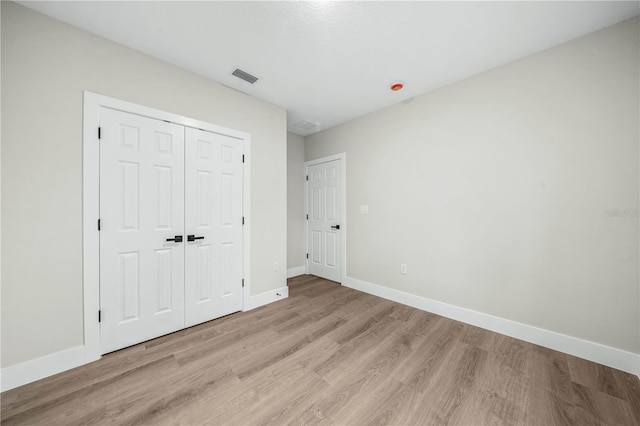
xmin=18 ymin=1 xmax=640 ymax=136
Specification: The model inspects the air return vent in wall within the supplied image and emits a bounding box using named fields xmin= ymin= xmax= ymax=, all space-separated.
xmin=231 ymin=68 xmax=259 ymax=84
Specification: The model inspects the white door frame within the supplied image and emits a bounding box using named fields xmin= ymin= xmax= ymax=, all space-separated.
xmin=82 ymin=91 xmax=251 ymax=361
xmin=304 ymin=153 xmax=347 ymax=284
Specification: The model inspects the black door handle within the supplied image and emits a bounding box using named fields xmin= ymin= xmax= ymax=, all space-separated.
xmin=331 ymin=225 xmax=340 ymax=230
xmin=187 ymin=235 xmax=205 ymax=242
xmin=166 ymin=235 xmax=183 ymax=243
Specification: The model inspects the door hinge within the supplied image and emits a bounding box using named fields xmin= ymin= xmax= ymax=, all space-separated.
xmin=242 ymin=279 xmax=245 ymax=288
xmin=98 ymin=310 xmax=101 ymax=322
xmin=306 ymin=175 xmax=309 ymax=181
xmin=306 ymin=253 xmax=309 ymax=259
xmin=306 ymin=214 xmax=308 ymax=220
xmin=98 ymin=219 xmax=101 ymax=231
xmin=242 ymin=217 xmax=245 ymax=225
xmin=242 ymin=154 xmax=245 ymax=163
xmin=98 ymin=127 xmax=101 ymax=139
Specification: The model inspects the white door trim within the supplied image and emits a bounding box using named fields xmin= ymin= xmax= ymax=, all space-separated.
xmin=82 ymin=91 xmax=251 ymax=361
xmin=304 ymin=153 xmax=347 ymax=283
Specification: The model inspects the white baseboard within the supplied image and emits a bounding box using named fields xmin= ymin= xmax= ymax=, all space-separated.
xmin=244 ymin=285 xmax=289 ymax=311
xmin=343 ymin=276 xmax=640 ymax=377
xmin=4 ymin=280 xmax=635 ymax=393
xmin=1 ymin=345 xmax=97 ymax=392
xmin=2 ymin=286 xmax=291 ymax=392
xmin=287 ymin=266 xmax=305 ymax=279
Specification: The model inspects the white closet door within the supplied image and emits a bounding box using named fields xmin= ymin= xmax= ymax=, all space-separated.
xmin=99 ymin=108 xmax=186 ymax=353
xmin=184 ymin=128 xmax=244 ymax=327
xmin=307 ymin=159 xmax=342 ymax=282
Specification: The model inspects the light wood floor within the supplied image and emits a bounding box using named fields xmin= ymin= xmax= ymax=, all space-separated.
xmin=2 ymin=275 xmax=639 ymax=425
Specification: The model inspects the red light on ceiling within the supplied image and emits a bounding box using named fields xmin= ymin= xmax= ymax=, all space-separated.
xmin=390 ymin=82 xmax=404 ymax=91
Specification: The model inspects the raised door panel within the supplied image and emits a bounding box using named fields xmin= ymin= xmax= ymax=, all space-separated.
xmin=119 ymin=252 xmax=140 ymax=322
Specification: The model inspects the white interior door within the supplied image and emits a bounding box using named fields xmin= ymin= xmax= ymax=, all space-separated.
xmin=307 ymin=159 xmax=342 ymax=282
xmin=184 ymin=128 xmax=244 ymax=327
xmin=99 ymin=108 xmax=186 ymax=353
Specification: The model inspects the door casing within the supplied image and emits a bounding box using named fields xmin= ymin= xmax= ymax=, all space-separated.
xmin=83 ymin=91 xmax=251 ymax=361
xmin=304 ymin=153 xmax=347 ymax=283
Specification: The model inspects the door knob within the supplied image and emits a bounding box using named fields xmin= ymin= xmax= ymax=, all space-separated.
xmin=187 ymin=235 xmax=205 ymax=242
xmin=166 ymin=235 xmax=183 ymax=243
xmin=330 ymin=225 xmax=340 ymax=230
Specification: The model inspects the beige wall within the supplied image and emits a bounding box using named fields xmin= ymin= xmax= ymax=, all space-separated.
xmin=1 ymin=2 xmax=287 ymax=367
xmin=287 ymin=133 xmax=305 ymax=270
xmin=306 ymin=18 xmax=639 ymax=354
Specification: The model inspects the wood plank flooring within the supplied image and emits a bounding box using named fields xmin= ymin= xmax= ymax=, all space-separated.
xmin=2 ymin=275 xmax=639 ymax=425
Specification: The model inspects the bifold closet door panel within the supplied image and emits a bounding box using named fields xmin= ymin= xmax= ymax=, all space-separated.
xmin=99 ymin=108 xmax=186 ymax=353
xmin=184 ymin=127 xmax=244 ymax=327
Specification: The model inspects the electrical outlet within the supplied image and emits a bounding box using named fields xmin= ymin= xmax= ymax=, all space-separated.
xmin=360 ymin=205 xmax=369 ymax=214
xmin=400 ymin=264 xmax=407 ymax=274
xmin=273 ymin=261 xmax=279 ymax=271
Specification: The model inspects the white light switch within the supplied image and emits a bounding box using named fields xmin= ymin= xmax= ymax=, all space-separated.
xmin=360 ymin=205 xmax=369 ymax=214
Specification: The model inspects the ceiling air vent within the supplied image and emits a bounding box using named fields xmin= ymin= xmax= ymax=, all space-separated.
xmin=231 ymin=68 xmax=259 ymax=84
xmin=294 ymin=120 xmax=318 ymax=131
